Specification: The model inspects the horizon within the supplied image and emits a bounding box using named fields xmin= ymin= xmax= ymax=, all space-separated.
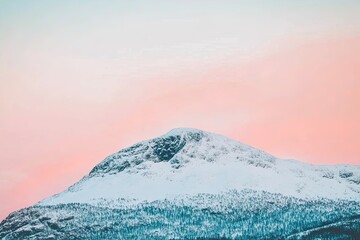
xmin=1 ymin=0 xmax=360 ymax=220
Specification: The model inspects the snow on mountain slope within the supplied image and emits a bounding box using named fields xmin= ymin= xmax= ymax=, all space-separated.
xmin=38 ymin=128 xmax=360 ymax=207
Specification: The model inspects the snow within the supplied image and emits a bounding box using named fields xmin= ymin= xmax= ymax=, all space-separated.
xmin=38 ymin=128 xmax=360 ymax=207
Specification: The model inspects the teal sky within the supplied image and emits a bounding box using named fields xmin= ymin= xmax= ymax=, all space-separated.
xmin=1 ymin=0 xmax=360 ymax=61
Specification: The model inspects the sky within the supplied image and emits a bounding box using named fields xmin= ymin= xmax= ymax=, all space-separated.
xmin=1 ymin=0 xmax=360 ymax=220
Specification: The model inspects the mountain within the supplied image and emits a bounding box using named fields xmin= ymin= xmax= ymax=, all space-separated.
xmin=1 ymin=128 xmax=359 ymax=239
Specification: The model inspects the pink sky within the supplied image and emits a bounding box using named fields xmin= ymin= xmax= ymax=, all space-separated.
xmin=1 ymin=1 xmax=360 ymax=220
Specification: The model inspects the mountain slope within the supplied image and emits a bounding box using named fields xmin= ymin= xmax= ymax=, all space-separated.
xmin=1 ymin=128 xmax=359 ymax=239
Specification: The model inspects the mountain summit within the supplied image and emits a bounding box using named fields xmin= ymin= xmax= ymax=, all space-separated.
xmin=89 ymin=127 xmax=275 ymax=177
xmin=1 ymin=128 xmax=359 ymax=239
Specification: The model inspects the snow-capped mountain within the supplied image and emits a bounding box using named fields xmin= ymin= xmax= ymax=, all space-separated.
xmin=1 ymin=128 xmax=359 ymax=239
xmin=40 ymin=128 xmax=359 ymax=206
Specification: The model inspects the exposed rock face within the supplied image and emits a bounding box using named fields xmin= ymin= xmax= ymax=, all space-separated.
xmin=88 ymin=128 xmax=275 ymax=177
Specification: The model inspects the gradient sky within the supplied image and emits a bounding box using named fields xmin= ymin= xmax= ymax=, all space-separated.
xmin=1 ymin=0 xmax=360 ymax=220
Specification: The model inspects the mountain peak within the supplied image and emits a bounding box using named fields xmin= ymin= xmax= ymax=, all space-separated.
xmin=162 ymin=128 xmax=207 ymax=142
xmin=86 ymin=128 xmax=274 ymax=178
xmin=167 ymin=127 xmax=202 ymax=133
xmin=164 ymin=127 xmax=205 ymax=136
xmin=86 ymin=128 xmax=205 ymax=177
